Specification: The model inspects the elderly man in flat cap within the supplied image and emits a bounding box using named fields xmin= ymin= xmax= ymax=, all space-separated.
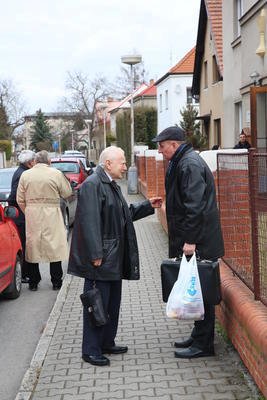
xmin=153 ymin=126 xmax=224 ymax=359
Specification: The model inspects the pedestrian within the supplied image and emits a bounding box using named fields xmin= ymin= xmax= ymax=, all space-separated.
xmin=8 ymin=150 xmax=36 ymax=283
xmin=68 ymin=146 xmax=162 ymax=366
xmin=17 ymin=150 xmax=72 ymax=291
xmin=234 ymin=131 xmax=251 ymax=149
xmin=152 ymin=126 xmax=224 ymax=359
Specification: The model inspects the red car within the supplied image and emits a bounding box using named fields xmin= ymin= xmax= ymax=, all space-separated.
xmin=0 ymin=204 xmax=22 ymax=299
xmin=51 ymin=157 xmax=89 ymax=189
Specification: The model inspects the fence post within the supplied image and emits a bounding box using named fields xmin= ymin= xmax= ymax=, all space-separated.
xmin=248 ymin=148 xmax=260 ymax=300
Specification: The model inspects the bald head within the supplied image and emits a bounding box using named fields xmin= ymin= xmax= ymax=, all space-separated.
xmin=99 ymin=146 xmax=127 ymax=180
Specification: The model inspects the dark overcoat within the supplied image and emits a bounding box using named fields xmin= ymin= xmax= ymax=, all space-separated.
xmin=165 ymin=144 xmax=224 ymax=260
xmin=67 ymin=166 xmax=154 ymax=281
xmin=8 ymin=164 xmax=28 ymax=226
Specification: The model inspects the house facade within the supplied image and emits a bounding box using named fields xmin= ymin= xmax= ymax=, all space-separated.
xmin=223 ymin=0 xmax=267 ymax=149
xmin=192 ymin=0 xmax=223 ymax=149
xmin=155 ymin=47 xmax=197 ymax=133
xmin=108 ymin=83 xmax=148 ymax=136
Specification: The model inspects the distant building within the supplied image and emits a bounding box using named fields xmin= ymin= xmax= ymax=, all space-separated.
xmin=155 ymin=47 xmax=197 ymax=133
xmin=22 ymin=112 xmax=78 ymax=150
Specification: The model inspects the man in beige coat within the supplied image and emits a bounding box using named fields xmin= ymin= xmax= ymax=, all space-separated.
xmin=17 ymin=150 xmax=72 ymax=291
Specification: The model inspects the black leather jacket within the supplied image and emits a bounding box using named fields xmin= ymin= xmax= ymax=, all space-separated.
xmin=68 ymin=166 xmax=154 ymax=281
xmin=165 ymin=144 xmax=224 ymax=259
xmin=8 ymin=164 xmax=28 ymax=226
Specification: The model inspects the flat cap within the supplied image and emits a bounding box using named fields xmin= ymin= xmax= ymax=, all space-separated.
xmin=152 ymin=126 xmax=186 ymax=142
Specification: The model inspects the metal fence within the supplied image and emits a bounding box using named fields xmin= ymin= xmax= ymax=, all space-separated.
xmin=217 ymin=151 xmax=267 ymax=306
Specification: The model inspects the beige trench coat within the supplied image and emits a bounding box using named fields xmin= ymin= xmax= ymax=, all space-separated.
xmin=17 ymin=163 xmax=72 ymax=263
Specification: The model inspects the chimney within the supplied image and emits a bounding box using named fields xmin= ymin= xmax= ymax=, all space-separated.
xmin=149 ymin=79 xmax=154 ymax=86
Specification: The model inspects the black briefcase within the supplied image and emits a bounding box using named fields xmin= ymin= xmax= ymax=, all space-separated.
xmin=161 ymin=258 xmax=221 ymax=305
xmin=80 ymin=287 xmax=109 ymax=327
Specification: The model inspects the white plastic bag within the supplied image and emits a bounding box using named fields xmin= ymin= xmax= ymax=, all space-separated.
xmin=166 ymin=253 xmax=204 ymax=320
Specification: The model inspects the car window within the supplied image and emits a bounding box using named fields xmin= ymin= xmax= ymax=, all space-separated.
xmin=51 ymin=162 xmax=80 ymax=173
xmin=0 ymin=170 xmax=15 ymax=189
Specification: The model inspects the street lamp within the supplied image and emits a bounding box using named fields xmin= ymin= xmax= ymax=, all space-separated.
xmin=70 ymin=129 xmax=75 ymax=150
xmin=100 ymin=101 xmax=108 ymax=150
xmin=121 ymin=54 xmax=142 ymax=194
xmin=85 ymin=119 xmax=92 ymax=160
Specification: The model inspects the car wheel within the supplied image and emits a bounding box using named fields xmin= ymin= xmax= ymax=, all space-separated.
xmin=64 ymin=209 xmax=70 ymax=240
xmin=3 ymin=254 xmax=22 ymax=299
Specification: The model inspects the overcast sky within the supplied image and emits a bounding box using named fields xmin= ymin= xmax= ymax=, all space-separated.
xmin=1 ymin=0 xmax=200 ymax=114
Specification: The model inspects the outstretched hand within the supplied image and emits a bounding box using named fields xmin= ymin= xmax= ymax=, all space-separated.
xmin=149 ymin=197 xmax=163 ymax=208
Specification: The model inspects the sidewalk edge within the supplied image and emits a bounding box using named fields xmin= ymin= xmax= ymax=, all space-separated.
xmin=14 ymin=274 xmax=73 ymax=400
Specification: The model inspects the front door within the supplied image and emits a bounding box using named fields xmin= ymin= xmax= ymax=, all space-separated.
xmin=250 ymin=85 xmax=267 ymax=150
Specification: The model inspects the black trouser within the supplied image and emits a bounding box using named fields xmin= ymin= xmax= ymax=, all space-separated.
xmin=191 ymin=303 xmax=215 ymax=351
xmin=28 ymin=261 xmax=63 ymax=286
xmin=16 ymin=224 xmax=30 ymax=279
xmin=82 ymin=279 xmax=122 ymax=357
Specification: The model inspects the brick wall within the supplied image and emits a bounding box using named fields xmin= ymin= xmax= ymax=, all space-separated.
xmin=137 ymin=152 xmax=267 ymax=398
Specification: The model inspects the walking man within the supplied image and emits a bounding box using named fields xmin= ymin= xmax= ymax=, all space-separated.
xmin=17 ymin=150 xmax=72 ymax=291
xmin=68 ymin=146 xmax=162 ymax=366
xmin=8 ymin=150 xmax=36 ymax=283
xmin=152 ymin=126 xmax=224 ymax=358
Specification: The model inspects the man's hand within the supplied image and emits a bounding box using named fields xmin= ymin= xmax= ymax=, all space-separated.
xmin=149 ymin=197 xmax=163 ymax=208
xmin=183 ymin=243 xmax=196 ymax=256
xmin=92 ymin=258 xmax=102 ymax=267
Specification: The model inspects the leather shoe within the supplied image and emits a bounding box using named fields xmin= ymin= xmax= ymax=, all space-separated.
xmin=102 ymin=345 xmax=128 ymax=354
xmin=52 ymin=284 xmax=62 ymax=290
xmin=174 ymin=337 xmax=193 ymax=348
xmin=22 ymin=277 xmax=30 ymax=284
xmin=82 ymin=354 xmax=110 ymax=366
xmin=175 ymin=346 xmax=215 ymax=359
xmin=29 ymin=283 xmax=38 ymax=291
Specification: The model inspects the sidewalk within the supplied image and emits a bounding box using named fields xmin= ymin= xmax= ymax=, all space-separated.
xmin=16 ymin=181 xmax=260 ymax=400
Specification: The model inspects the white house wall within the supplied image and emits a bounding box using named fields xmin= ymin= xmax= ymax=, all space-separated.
xmin=157 ymin=74 xmax=193 ymax=133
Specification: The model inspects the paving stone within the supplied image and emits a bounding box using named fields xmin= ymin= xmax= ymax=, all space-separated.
xmin=16 ymin=181 xmax=261 ymax=400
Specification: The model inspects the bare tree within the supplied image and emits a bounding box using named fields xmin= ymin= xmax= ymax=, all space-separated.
xmin=62 ymin=71 xmax=111 ymax=137
xmin=112 ymin=61 xmax=148 ymax=98
xmin=0 ymin=79 xmax=26 ymax=137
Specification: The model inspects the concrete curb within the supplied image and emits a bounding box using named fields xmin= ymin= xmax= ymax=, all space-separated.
xmin=14 ymin=274 xmax=73 ymax=400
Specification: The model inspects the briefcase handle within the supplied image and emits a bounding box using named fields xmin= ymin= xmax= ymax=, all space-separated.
xmin=175 ymin=252 xmax=215 ymax=264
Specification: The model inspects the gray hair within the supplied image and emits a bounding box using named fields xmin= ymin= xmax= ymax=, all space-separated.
xmin=18 ymin=150 xmax=36 ymax=165
xmin=35 ymin=150 xmax=50 ymax=165
xmin=99 ymin=146 xmax=125 ymax=166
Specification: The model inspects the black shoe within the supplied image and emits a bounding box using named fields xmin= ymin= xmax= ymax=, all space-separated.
xmin=102 ymin=345 xmax=128 ymax=354
xmin=29 ymin=283 xmax=38 ymax=291
xmin=22 ymin=277 xmax=30 ymax=284
xmin=174 ymin=337 xmax=193 ymax=348
xmin=52 ymin=284 xmax=62 ymax=290
xmin=174 ymin=346 xmax=215 ymax=359
xmin=82 ymin=354 xmax=110 ymax=366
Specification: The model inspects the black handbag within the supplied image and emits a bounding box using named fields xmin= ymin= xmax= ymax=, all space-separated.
xmin=161 ymin=258 xmax=221 ymax=305
xmin=80 ymin=285 xmax=109 ymax=327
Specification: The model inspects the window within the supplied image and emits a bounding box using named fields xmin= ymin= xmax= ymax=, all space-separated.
xmin=212 ymin=55 xmax=221 ymax=83
xmin=214 ymin=119 xmax=221 ymax=146
xmin=159 ymin=94 xmax=162 ymax=112
xmin=165 ymin=90 xmax=168 ymax=110
xmin=204 ymin=61 xmax=208 ymax=89
xmin=235 ymin=102 xmax=242 ymax=137
xmin=234 ymin=0 xmax=243 ymax=37
xmin=186 ymin=88 xmax=192 ymax=104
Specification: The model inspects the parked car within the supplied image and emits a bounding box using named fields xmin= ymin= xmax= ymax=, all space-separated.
xmin=61 ymin=151 xmax=96 ymax=172
xmin=0 ymin=167 xmax=17 ymax=206
xmin=50 ymin=157 xmax=89 ymax=188
xmin=0 ymin=166 xmax=77 ymax=239
xmin=0 ymin=204 xmax=22 ymax=299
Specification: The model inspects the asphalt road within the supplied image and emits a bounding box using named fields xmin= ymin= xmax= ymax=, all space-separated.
xmin=0 ymin=258 xmax=69 ymax=400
